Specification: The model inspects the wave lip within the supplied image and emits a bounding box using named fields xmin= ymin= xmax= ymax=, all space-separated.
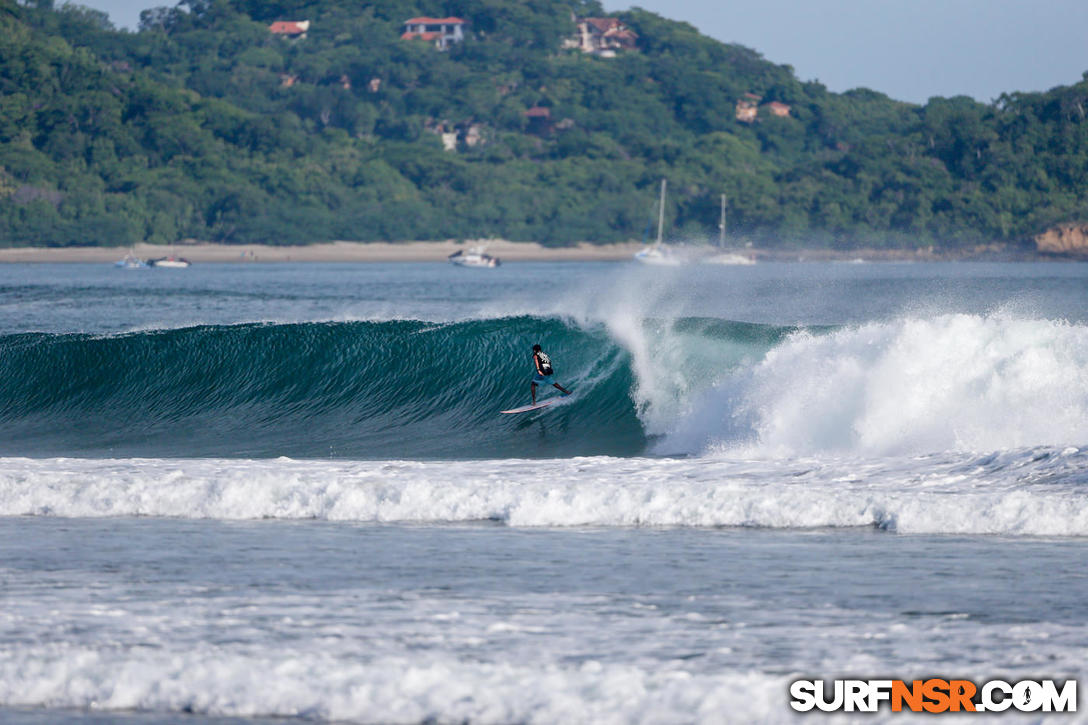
xmin=3 ymin=448 xmax=1087 ymax=536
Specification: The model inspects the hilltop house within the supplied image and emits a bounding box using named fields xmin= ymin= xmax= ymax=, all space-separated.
xmin=401 ymin=17 xmax=465 ymax=50
xmin=736 ymin=96 xmax=793 ymax=122
xmin=764 ymin=101 xmax=791 ymax=117
xmin=735 ymin=93 xmax=760 ymax=123
xmin=269 ymin=21 xmax=310 ymax=39
xmin=563 ymin=17 xmax=637 ymax=57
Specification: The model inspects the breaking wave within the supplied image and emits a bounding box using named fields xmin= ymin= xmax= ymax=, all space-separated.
xmin=2 ymin=446 xmax=1087 ymax=535
xmin=0 ymin=313 xmax=1085 ymax=459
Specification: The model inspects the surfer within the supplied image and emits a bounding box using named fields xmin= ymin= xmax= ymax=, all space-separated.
xmin=531 ymin=344 xmax=571 ymax=404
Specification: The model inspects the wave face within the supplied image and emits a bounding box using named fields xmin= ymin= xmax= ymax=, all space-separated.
xmin=0 ymin=313 xmax=1085 ymax=459
xmin=0 ymin=318 xmax=649 ymax=458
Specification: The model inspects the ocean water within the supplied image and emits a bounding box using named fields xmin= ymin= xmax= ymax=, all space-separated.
xmin=1 ymin=260 xmax=1087 ymax=723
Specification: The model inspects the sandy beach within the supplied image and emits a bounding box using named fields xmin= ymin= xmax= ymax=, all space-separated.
xmin=0 ymin=240 xmax=1067 ymax=263
xmin=0 ymin=240 xmax=647 ymax=263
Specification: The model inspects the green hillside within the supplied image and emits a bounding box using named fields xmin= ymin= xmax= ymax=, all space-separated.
xmin=2 ymin=0 xmax=1088 ymax=248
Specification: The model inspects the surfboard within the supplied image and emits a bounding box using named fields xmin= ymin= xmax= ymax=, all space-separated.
xmin=500 ymin=400 xmax=554 ymax=414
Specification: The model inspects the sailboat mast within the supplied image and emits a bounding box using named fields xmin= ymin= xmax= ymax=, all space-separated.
xmin=656 ymin=178 xmax=666 ymax=246
xmin=719 ymin=193 xmax=726 ymax=248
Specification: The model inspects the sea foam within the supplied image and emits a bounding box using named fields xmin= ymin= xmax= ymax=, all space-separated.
xmin=0 ymin=645 xmax=786 ymax=724
xmin=653 ymin=314 xmax=1088 ymax=457
xmin=2 ymin=449 xmax=1086 ymax=535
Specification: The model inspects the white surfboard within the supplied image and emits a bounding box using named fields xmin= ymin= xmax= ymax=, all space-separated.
xmin=500 ymin=400 xmax=555 ymax=415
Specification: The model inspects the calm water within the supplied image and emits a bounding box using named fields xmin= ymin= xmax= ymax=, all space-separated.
xmin=2 ymin=261 xmax=1087 ymax=333
xmin=1 ymin=261 xmax=1086 ymax=723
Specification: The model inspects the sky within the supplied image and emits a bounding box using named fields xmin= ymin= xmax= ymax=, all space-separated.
xmin=79 ymin=0 xmax=1088 ymax=104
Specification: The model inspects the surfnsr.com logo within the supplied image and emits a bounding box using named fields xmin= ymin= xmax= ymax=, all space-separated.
xmin=789 ymin=679 xmax=1077 ymax=713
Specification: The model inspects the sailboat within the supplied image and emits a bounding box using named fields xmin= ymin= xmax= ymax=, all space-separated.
xmin=634 ymin=179 xmax=681 ymax=265
xmin=703 ymin=192 xmax=755 ymax=265
xmin=114 ymin=248 xmax=148 ymax=269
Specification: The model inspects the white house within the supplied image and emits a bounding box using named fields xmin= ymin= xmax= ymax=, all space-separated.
xmin=563 ymin=17 xmax=637 ymax=57
xmin=401 ymin=17 xmax=465 ymax=51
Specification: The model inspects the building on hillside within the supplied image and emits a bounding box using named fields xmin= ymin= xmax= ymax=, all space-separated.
xmin=424 ymin=119 xmax=488 ymax=151
xmin=563 ymin=17 xmax=637 ymax=57
xmin=735 ymin=94 xmax=792 ymax=122
xmin=461 ymin=123 xmax=484 ymax=147
xmin=735 ymin=99 xmax=758 ymax=123
xmin=764 ymin=101 xmax=791 ymax=117
xmin=425 ymin=119 xmax=460 ymax=151
xmin=401 ymin=17 xmax=465 ymax=50
xmin=269 ymin=21 xmax=310 ymax=39
xmin=523 ymin=106 xmax=552 ymax=135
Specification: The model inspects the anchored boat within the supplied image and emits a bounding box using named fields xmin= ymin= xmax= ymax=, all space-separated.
xmin=448 ymin=246 xmax=500 ymax=268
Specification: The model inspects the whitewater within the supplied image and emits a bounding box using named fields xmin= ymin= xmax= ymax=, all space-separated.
xmin=2 ymin=260 xmax=1087 ymax=724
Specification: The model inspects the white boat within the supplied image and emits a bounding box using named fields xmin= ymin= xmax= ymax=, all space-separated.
xmin=633 ymin=244 xmax=681 ymax=265
xmin=448 ymin=246 xmax=500 ymax=268
xmin=634 ymin=179 xmax=681 ymax=265
xmin=149 ymin=255 xmax=192 ymax=268
xmin=114 ymin=252 xmax=148 ymax=269
xmin=702 ymin=192 xmax=755 ymax=265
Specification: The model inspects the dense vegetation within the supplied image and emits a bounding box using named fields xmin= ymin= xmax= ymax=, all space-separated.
xmin=2 ymin=0 xmax=1088 ymax=248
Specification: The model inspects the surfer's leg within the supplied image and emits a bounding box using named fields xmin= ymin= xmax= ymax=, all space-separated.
xmin=531 ymin=382 xmax=537 ymax=404
xmin=553 ymin=382 xmax=571 ymax=396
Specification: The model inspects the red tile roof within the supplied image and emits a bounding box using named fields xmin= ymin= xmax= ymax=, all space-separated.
xmin=404 ymin=17 xmax=465 ymax=25
xmin=269 ymin=21 xmax=307 ymax=35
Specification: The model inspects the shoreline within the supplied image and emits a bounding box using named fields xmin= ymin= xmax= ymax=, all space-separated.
xmin=0 ymin=241 xmax=645 ymax=264
xmin=0 ymin=240 xmax=1078 ymax=263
